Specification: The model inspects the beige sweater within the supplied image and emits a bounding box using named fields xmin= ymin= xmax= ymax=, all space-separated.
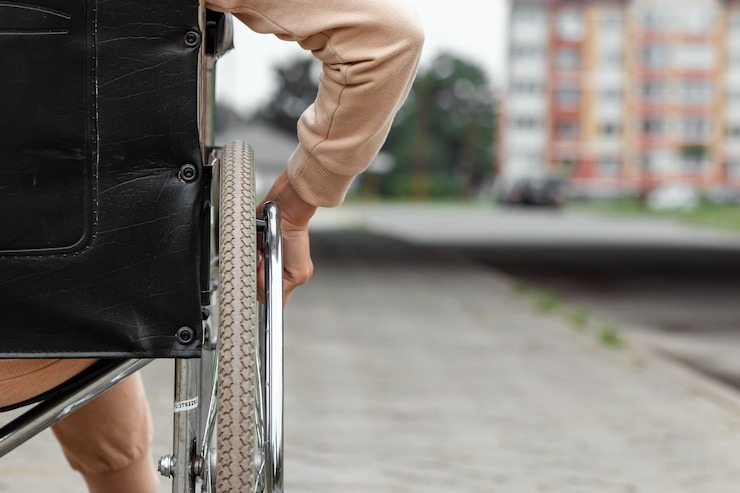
xmin=206 ymin=0 xmax=425 ymax=206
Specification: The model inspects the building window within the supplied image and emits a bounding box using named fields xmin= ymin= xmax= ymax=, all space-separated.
xmin=601 ymin=10 xmax=624 ymax=31
xmin=513 ymin=7 xmax=546 ymax=25
xmin=680 ymin=145 xmax=708 ymax=174
xmin=682 ymin=80 xmax=712 ymax=104
xmin=728 ymin=91 xmax=740 ymax=104
xmin=512 ymin=117 xmax=542 ymax=132
xmin=683 ymin=118 xmax=710 ymax=140
xmin=727 ymin=124 xmax=740 ymax=139
xmin=642 ymin=44 xmax=671 ymax=68
xmin=642 ymin=9 xmax=671 ymax=32
xmin=511 ymin=44 xmax=543 ymax=60
xmin=556 ymin=8 xmax=585 ymax=40
xmin=602 ymin=50 xmax=623 ymax=68
xmin=730 ymin=50 xmax=740 ymax=68
xmin=683 ymin=156 xmax=706 ymax=175
xmin=599 ymin=122 xmax=621 ymax=138
xmin=598 ymin=158 xmax=621 ymax=177
xmin=642 ymin=118 xmax=667 ymax=137
xmin=642 ymin=81 xmax=669 ymax=102
xmin=556 ymin=121 xmax=579 ymax=139
xmin=511 ymin=81 xmax=543 ymax=96
xmin=556 ymin=48 xmax=581 ymax=71
xmin=556 ymin=87 xmax=580 ymax=107
xmin=600 ymin=88 xmax=623 ymax=102
xmin=555 ymin=157 xmax=576 ymax=175
xmin=675 ymin=43 xmax=715 ymax=70
xmin=728 ymin=158 xmax=740 ymax=179
xmin=731 ymin=10 xmax=740 ymax=30
xmin=677 ymin=6 xmax=716 ymax=34
xmin=642 ymin=151 xmax=671 ymax=174
xmin=642 ymin=153 xmax=657 ymax=173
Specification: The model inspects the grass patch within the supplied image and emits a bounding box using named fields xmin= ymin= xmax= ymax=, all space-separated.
xmin=340 ymin=222 xmax=371 ymax=233
xmin=599 ymin=326 xmax=626 ymax=349
xmin=511 ymin=280 xmax=532 ymax=296
xmin=681 ymin=206 xmax=740 ymax=232
xmin=513 ymin=283 xmax=629 ymax=351
xmin=535 ymin=290 xmax=561 ymax=314
xmin=571 ymin=199 xmax=740 ymax=233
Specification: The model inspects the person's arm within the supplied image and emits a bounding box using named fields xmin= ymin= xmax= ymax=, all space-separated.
xmin=206 ymin=0 xmax=424 ymax=299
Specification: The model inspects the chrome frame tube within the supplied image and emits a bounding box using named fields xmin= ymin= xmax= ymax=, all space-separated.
xmin=262 ymin=202 xmax=284 ymax=493
xmin=171 ymin=358 xmax=204 ymax=493
xmin=164 ymin=3 xmax=214 ymax=490
xmin=0 ymin=359 xmax=152 ymax=458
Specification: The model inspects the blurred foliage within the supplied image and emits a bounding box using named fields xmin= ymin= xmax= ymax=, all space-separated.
xmin=679 ymin=144 xmax=707 ymax=158
xmin=535 ymin=290 xmax=562 ymax=314
xmin=258 ymin=52 xmax=496 ymax=200
xmin=379 ymin=53 xmax=496 ymax=200
xmin=599 ymin=326 xmax=626 ymax=349
xmin=258 ymin=56 xmax=319 ymax=135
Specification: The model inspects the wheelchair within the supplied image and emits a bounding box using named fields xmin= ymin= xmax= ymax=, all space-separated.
xmin=0 ymin=2 xmax=283 ymax=491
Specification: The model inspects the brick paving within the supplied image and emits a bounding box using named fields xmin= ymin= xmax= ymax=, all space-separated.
xmin=3 ymin=231 xmax=740 ymax=492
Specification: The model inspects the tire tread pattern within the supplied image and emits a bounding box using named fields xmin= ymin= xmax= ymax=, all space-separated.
xmin=217 ymin=141 xmax=257 ymax=492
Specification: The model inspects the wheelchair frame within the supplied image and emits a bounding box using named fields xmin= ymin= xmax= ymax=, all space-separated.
xmin=0 ymin=158 xmax=285 ymax=493
xmin=0 ymin=3 xmax=284 ymax=492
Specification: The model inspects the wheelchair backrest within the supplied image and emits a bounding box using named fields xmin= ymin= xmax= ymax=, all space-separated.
xmin=0 ymin=0 xmax=207 ymax=358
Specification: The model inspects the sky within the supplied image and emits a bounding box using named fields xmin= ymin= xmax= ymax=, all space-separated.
xmin=215 ymin=0 xmax=509 ymax=113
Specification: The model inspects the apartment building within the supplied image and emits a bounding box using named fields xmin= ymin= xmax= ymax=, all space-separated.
xmin=501 ymin=0 xmax=740 ymax=197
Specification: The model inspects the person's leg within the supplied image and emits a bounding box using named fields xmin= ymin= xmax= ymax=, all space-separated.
xmin=51 ymin=372 xmax=159 ymax=493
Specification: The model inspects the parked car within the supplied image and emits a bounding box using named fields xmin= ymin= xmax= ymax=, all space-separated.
xmin=498 ymin=176 xmax=567 ymax=207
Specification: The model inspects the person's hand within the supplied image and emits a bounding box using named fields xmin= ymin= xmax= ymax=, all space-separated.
xmin=257 ymin=171 xmax=317 ymax=304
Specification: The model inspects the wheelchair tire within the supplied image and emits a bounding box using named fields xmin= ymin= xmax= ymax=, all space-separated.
xmin=217 ymin=140 xmax=258 ymax=492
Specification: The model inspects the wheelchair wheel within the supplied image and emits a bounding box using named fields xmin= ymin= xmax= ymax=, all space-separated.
xmin=216 ymin=140 xmax=259 ymax=491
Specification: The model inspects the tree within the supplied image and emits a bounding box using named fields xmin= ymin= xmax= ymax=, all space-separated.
xmin=258 ymin=55 xmax=319 ymax=135
xmin=257 ymin=52 xmax=497 ymax=201
xmin=380 ymin=53 xmax=496 ymax=200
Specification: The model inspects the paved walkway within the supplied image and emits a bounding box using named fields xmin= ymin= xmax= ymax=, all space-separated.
xmin=3 ymin=231 xmax=740 ymax=492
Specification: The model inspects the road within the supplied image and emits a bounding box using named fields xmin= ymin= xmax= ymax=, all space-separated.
xmin=314 ymin=204 xmax=740 ymax=390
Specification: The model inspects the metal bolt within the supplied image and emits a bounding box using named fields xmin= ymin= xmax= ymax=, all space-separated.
xmin=191 ymin=455 xmax=205 ymax=477
xmin=158 ymin=455 xmax=176 ymax=478
xmin=178 ymin=164 xmax=198 ymax=183
xmin=184 ymin=30 xmax=201 ymax=48
xmin=175 ymin=326 xmax=196 ymax=345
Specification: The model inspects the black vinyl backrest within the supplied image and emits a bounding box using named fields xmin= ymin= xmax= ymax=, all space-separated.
xmin=0 ymin=0 xmax=206 ymax=358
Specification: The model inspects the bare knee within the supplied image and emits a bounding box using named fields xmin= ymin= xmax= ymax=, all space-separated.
xmin=52 ymin=373 xmax=153 ymax=475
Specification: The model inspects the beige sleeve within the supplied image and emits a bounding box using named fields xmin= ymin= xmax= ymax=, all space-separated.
xmin=205 ymin=0 xmax=424 ymax=206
